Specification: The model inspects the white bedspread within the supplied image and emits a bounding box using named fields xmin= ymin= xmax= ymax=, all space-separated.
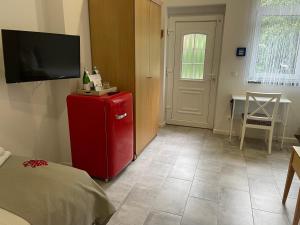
xmin=0 ymin=208 xmax=30 ymax=225
xmin=0 ymin=147 xmax=11 ymax=167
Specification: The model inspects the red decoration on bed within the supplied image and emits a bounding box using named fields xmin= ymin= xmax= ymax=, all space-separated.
xmin=23 ymin=160 xmax=48 ymax=168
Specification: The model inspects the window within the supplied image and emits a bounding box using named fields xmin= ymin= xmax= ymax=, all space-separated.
xmin=248 ymin=0 xmax=300 ymax=85
xmin=181 ymin=34 xmax=207 ymax=80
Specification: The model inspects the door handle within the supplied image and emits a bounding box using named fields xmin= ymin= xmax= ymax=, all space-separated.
xmin=115 ymin=113 xmax=127 ymax=120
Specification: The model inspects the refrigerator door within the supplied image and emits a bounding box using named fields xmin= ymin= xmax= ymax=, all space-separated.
xmin=105 ymin=92 xmax=134 ymax=179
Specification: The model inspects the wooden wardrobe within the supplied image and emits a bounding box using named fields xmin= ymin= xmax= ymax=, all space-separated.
xmin=88 ymin=0 xmax=162 ymax=156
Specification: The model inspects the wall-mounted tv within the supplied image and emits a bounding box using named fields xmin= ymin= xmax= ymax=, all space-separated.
xmin=1 ymin=29 xmax=80 ymax=83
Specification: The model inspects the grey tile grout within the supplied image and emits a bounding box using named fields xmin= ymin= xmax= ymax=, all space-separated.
xmin=245 ymin=148 xmax=259 ymax=225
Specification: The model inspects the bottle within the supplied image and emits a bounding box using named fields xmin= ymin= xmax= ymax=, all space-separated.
xmin=83 ymin=68 xmax=91 ymax=91
xmin=92 ymin=66 xmax=103 ymax=91
xmin=92 ymin=66 xmax=99 ymax=75
xmin=90 ymin=66 xmax=99 ymax=91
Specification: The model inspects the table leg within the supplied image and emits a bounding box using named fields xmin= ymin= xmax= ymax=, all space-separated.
xmin=281 ymin=103 xmax=290 ymax=149
xmin=229 ymin=99 xmax=236 ymax=142
xmin=292 ymin=188 xmax=300 ymax=225
xmin=282 ymin=150 xmax=295 ymax=204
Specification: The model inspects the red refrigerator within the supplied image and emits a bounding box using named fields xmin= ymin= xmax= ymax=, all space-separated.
xmin=67 ymin=92 xmax=134 ymax=181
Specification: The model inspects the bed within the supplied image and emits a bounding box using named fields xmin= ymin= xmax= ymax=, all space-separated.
xmin=0 ymin=208 xmax=30 ymax=225
xmin=0 ymin=155 xmax=115 ymax=225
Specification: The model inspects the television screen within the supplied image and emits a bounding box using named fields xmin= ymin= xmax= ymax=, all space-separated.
xmin=1 ymin=29 xmax=80 ymax=83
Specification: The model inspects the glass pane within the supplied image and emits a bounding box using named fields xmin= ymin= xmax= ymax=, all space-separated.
xmin=181 ymin=34 xmax=207 ymax=80
xmin=256 ymin=16 xmax=300 ymax=75
xmin=194 ymin=64 xmax=204 ymax=80
xmin=261 ymin=0 xmax=300 ymax=7
xmin=182 ymin=35 xmax=194 ymax=63
xmin=182 ymin=64 xmax=194 ymax=79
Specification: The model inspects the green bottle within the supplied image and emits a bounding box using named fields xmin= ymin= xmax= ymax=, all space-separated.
xmin=83 ymin=68 xmax=91 ymax=91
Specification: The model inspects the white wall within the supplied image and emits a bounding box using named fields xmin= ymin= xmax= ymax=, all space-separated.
xmin=164 ymin=0 xmax=300 ymax=141
xmin=57 ymin=0 xmax=92 ymax=162
xmin=0 ymin=0 xmax=92 ymax=162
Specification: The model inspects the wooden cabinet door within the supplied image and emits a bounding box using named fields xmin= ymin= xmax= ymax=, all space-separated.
xmin=135 ymin=0 xmax=151 ymax=155
xmin=89 ymin=0 xmax=135 ymax=93
xmin=149 ymin=1 xmax=161 ymax=138
xmin=135 ymin=0 xmax=161 ymax=155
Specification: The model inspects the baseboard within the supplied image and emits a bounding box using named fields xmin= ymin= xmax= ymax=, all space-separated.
xmin=213 ymin=129 xmax=298 ymax=144
xmin=213 ymin=129 xmax=235 ymax=136
xmin=166 ymin=119 xmax=210 ymax=128
xmin=280 ymin=137 xmax=299 ymax=144
xmin=159 ymin=121 xmax=166 ymax=128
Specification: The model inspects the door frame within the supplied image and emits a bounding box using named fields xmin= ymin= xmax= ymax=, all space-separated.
xmin=165 ymin=15 xmax=224 ymax=129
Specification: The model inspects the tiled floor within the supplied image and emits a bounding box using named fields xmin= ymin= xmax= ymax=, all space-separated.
xmin=97 ymin=125 xmax=299 ymax=225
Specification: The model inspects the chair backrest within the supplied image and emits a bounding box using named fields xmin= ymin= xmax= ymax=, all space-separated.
xmin=243 ymin=92 xmax=282 ymax=125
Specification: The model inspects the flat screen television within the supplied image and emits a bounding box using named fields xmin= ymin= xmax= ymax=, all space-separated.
xmin=1 ymin=29 xmax=80 ymax=83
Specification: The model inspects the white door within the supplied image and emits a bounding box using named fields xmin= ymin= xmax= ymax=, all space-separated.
xmin=167 ymin=17 xmax=222 ymax=128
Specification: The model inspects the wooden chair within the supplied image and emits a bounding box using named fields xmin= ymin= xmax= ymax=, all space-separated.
xmin=240 ymin=92 xmax=282 ymax=154
xmin=283 ymin=146 xmax=300 ymax=225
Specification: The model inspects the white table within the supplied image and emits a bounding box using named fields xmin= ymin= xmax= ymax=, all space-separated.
xmin=229 ymin=95 xmax=292 ymax=148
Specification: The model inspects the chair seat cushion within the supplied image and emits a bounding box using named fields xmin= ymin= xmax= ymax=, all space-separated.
xmin=242 ymin=113 xmax=272 ymax=126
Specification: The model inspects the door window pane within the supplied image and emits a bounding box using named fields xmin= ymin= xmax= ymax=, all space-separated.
xmin=181 ymin=34 xmax=207 ymax=80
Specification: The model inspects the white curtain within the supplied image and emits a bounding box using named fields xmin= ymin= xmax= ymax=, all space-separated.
xmin=247 ymin=0 xmax=300 ymax=86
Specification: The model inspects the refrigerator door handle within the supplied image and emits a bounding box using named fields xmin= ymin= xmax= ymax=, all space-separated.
xmin=115 ymin=113 xmax=127 ymax=120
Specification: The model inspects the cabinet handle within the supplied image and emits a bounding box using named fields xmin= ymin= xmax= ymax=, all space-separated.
xmin=146 ymin=76 xmax=153 ymax=79
xmin=115 ymin=113 xmax=127 ymax=120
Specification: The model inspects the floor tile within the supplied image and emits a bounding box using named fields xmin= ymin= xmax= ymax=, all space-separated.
xmin=218 ymin=207 xmax=254 ymax=225
xmin=169 ymin=164 xmax=196 ymax=181
xmin=283 ymin=197 xmax=297 ymax=224
xmin=222 ymin=153 xmax=246 ymax=167
xmin=113 ymin=168 xmax=140 ymax=186
xmin=249 ymin=175 xmax=279 ymax=197
xmin=221 ymin=164 xmax=248 ymax=177
xmin=276 ymin=179 xmax=300 ymax=199
xmin=246 ymin=159 xmax=273 ymax=176
xmin=218 ymin=187 xmax=252 ymax=213
xmin=175 ymin=156 xmax=199 ymax=168
xmin=136 ymin=174 xmax=165 ymax=190
xmin=124 ymin=185 xmax=159 ymax=207
xmin=190 ymin=179 xmax=220 ymax=202
xmin=144 ymin=210 xmax=181 ymax=225
xmin=181 ymin=197 xmax=218 ymax=225
xmin=268 ymin=158 xmax=290 ymax=170
xmin=197 ymin=159 xmax=222 ymax=173
xmin=253 ymin=209 xmax=289 ymax=225
xmin=153 ymin=151 xmax=178 ymax=165
xmin=144 ymin=161 xmax=172 ymax=178
xmin=194 ymin=169 xmax=221 ymax=184
xmin=109 ymin=202 xmax=150 ymax=225
xmin=101 ymin=181 xmax=133 ymax=206
xmin=152 ymin=178 xmax=191 ymax=215
xmin=219 ymin=171 xmax=249 ymax=192
xmin=251 ymin=193 xmax=285 ymax=214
